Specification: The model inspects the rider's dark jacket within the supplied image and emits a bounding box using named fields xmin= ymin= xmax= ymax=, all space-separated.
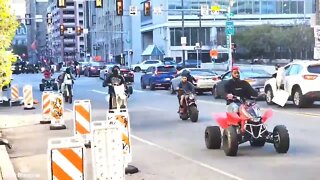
xmin=224 ymin=79 xmax=258 ymax=104
xmin=178 ymin=81 xmax=196 ymax=94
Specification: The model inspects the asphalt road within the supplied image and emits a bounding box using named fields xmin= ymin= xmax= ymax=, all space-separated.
xmin=2 ymin=72 xmax=320 ymax=180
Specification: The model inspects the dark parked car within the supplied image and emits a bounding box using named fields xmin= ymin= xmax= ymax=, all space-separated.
xmin=83 ymin=62 xmax=106 ymax=77
xmin=176 ymin=59 xmax=200 ymax=70
xmin=212 ymin=68 xmax=272 ymax=99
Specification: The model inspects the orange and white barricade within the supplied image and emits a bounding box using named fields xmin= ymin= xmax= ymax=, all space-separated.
xmin=91 ymin=120 xmax=125 ymax=180
xmin=50 ymin=92 xmax=66 ymax=130
xmin=73 ymin=100 xmax=92 ymax=147
xmin=10 ymin=84 xmax=19 ymax=102
xmin=40 ymin=91 xmax=52 ymax=124
xmin=107 ymin=109 xmax=132 ymax=166
xmin=23 ymin=85 xmax=35 ymax=110
xmin=48 ymin=137 xmax=85 ymax=180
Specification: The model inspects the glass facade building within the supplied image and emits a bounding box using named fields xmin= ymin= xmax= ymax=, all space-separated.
xmin=168 ymin=0 xmax=315 ymax=15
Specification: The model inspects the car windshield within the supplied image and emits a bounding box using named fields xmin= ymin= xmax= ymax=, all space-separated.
xmin=157 ymin=66 xmax=176 ymax=73
xmin=307 ymin=64 xmax=320 ymax=74
xmin=190 ymin=69 xmax=218 ymax=76
xmin=241 ymin=69 xmax=271 ymax=78
xmin=91 ymin=62 xmax=104 ymax=66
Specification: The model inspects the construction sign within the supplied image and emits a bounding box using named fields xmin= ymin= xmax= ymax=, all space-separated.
xmin=210 ymin=49 xmax=218 ymax=59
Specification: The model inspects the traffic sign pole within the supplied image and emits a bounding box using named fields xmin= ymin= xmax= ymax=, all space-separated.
xmin=226 ymin=5 xmax=233 ymax=71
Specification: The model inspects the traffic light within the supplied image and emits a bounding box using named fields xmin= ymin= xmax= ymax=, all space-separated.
xmin=144 ymin=1 xmax=151 ymax=16
xmin=60 ymin=25 xmax=64 ymax=36
xmin=95 ymin=0 xmax=102 ymax=8
xmin=57 ymin=0 xmax=66 ymax=8
xmin=76 ymin=26 xmax=83 ymax=36
xmin=116 ymin=0 xmax=123 ymax=16
xmin=47 ymin=13 xmax=52 ymax=25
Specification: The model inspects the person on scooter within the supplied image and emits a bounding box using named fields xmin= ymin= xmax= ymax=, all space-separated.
xmin=224 ymin=66 xmax=258 ymax=113
xmin=177 ymin=72 xmax=196 ymax=112
xmin=104 ymin=65 xmax=125 ymax=109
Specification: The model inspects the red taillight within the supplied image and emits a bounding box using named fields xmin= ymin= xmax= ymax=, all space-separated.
xmin=303 ymin=75 xmax=318 ymax=80
xmin=212 ymin=77 xmax=218 ymax=81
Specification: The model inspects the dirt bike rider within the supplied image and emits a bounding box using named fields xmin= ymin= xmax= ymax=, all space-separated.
xmin=224 ymin=66 xmax=258 ymax=113
xmin=182 ymin=69 xmax=197 ymax=84
xmin=62 ymin=67 xmax=75 ymax=97
xmin=177 ymin=72 xmax=196 ymax=112
xmin=104 ymin=65 xmax=125 ymax=109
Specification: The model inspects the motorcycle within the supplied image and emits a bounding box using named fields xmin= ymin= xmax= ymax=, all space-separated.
xmin=62 ymin=83 xmax=73 ymax=104
xmin=177 ymin=89 xmax=199 ymax=122
xmin=205 ymin=96 xmax=290 ymax=156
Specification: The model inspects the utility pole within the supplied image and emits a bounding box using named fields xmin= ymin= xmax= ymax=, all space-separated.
xmin=181 ymin=0 xmax=185 ymax=67
xmin=317 ymin=0 xmax=320 ymax=25
xmin=314 ymin=0 xmax=320 ymax=59
xmin=198 ymin=12 xmax=202 ymax=65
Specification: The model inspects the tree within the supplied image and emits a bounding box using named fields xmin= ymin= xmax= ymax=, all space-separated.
xmin=0 ymin=0 xmax=19 ymax=91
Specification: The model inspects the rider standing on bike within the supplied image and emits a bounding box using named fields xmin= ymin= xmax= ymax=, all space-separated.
xmin=224 ymin=66 xmax=258 ymax=112
xmin=105 ymin=65 xmax=125 ymax=109
xmin=177 ymin=72 xmax=196 ymax=111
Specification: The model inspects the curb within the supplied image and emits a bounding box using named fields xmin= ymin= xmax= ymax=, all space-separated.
xmin=0 ymin=145 xmax=17 ymax=180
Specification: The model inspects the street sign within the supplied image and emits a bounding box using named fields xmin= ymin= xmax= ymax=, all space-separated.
xmin=225 ymin=21 xmax=235 ymax=35
xmin=181 ymin=37 xmax=187 ymax=45
xmin=154 ymin=7 xmax=162 ymax=15
xmin=35 ymin=15 xmax=43 ymax=22
xmin=314 ymin=26 xmax=320 ymax=47
xmin=211 ymin=5 xmax=220 ymax=12
xmin=200 ymin=5 xmax=209 ymax=16
xmin=314 ymin=47 xmax=320 ymax=59
xmin=129 ymin=6 xmax=138 ymax=16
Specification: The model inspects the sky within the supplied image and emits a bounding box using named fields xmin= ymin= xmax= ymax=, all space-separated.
xmin=10 ymin=0 xmax=26 ymax=17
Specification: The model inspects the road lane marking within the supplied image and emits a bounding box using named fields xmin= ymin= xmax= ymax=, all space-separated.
xmin=90 ymin=89 xmax=106 ymax=94
xmin=131 ymin=135 xmax=244 ymax=180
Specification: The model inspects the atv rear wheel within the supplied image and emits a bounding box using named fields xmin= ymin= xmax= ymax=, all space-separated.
xmin=223 ymin=126 xmax=238 ymax=156
xmin=250 ymin=138 xmax=266 ymax=147
xmin=205 ymin=126 xmax=221 ymax=149
xmin=188 ymin=105 xmax=198 ymax=122
xmin=273 ymin=125 xmax=290 ymax=153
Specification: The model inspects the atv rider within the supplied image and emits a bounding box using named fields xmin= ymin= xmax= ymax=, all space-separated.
xmin=224 ymin=66 xmax=258 ymax=113
xmin=177 ymin=72 xmax=196 ymax=112
xmin=104 ymin=65 xmax=125 ymax=109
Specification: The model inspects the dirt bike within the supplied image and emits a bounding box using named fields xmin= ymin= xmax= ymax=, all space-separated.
xmin=205 ymin=96 xmax=290 ymax=156
xmin=177 ymin=89 xmax=199 ymax=122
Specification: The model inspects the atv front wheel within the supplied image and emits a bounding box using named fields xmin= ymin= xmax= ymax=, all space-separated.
xmin=273 ymin=125 xmax=290 ymax=153
xmin=205 ymin=126 xmax=221 ymax=149
xmin=179 ymin=113 xmax=188 ymax=120
xmin=223 ymin=126 xmax=238 ymax=156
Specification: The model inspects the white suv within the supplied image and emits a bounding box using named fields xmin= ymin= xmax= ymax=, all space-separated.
xmin=131 ymin=60 xmax=163 ymax=72
xmin=264 ymin=61 xmax=320 ymax=108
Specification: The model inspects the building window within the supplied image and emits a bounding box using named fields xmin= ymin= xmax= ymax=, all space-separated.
xmin=66 ymin=2 xmax=74 ymax=6
xmin=80 ymin=37 xmax=84 ymax=41
xmin=79 ymin=12 xmax=83 ymax=16
xmin=79 ymin=20 xmax=83 ymax=25
xmin=78 ymin=4 xmax=83 ymax=8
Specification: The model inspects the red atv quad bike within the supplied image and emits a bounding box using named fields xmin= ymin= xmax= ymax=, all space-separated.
xmin=204 ymin=96 xmax=290 ymax=156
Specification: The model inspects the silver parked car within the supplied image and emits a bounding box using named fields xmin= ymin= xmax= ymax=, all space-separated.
xmin=170 ymin=68 xmax=220 ymax=94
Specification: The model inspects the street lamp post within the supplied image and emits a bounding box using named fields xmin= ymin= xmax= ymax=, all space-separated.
xmin=181 ymin=0 xmax=185 ymax=67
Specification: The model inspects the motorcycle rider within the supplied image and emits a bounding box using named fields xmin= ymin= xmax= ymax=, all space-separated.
xmin=182 ymin=69 xmax=197 ymax=84
xmin=224 ymin=66 xmax=258 ymax=113
xmin=62 ymin=67 xmax=75 ymax=102
xmin=104 ymin=65 xmax=125 ymax=109
xmin=177 ymin=72 xmax=196 ymax=112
